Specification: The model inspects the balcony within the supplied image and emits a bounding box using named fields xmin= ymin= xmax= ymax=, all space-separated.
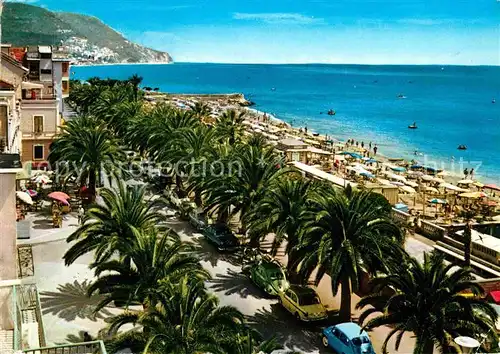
xmin=26 ymin=52 xmax=40 ymax=61
xmin=23 ymin=341 xmax=108 ymax=354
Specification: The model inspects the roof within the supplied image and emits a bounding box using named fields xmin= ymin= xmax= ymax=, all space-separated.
xmin=38 ymin=45 xmax=52 ymax=54
xmin=489 ymin=290 xmax=500 ymax=304
xmin=291 ymin=161 xmax=357 ymax=189
xmin=336 ymin=322 xmax=365 ymax=339
xmin=278 ymin=138 xmax=308 ymax=147
xmin=289 ymin=285 xmax=316 ymax=296
xmin=457 ymin=229 xmax=500 ymax=250
xmin=1 ymin=52 xmax=28 ymax=73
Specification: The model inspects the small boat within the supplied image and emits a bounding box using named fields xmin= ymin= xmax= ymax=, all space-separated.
xmin=493 ymin=98 xmax=496 ymax=104
xmin=327 ymin=109 xmax=336 ymax=116
xmin=271 ymin=87 xmax=276 ymax=91
xmin=457 ymin=145 xmax=467 ymax=150
xmin=408 ymin=122 xmax=417 ymax=129
xmin=397 ymin=94 xmax=407 ymax=99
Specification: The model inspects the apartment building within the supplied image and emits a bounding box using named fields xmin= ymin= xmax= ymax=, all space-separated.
xmin=18 ymin=45 xmax=71 ymax=166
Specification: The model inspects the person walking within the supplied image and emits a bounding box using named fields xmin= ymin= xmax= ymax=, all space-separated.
xmin=464 ymin=168 xmax=469 ymax=179
xmin=470 ymin=168 xmax=475 ymax=179
xmin=78 ymin=205 xmax=85 ymax=225
xmin=373 ymin=145 xmax=378 ymax=155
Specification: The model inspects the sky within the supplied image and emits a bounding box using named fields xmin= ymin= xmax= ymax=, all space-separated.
xmin=9 ymin=0 xmax=500 ymax=65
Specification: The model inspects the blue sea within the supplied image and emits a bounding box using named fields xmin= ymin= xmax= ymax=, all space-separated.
xmin=73 ymin=63 xmax=500 ymax=183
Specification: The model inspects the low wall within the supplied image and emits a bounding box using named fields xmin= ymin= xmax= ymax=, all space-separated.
xmin=392 ymin=208 xmax=411 ymax=224
xmin=418 ymin=220 xmax=446 ymax=241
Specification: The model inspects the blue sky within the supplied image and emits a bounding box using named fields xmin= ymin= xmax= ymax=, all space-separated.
xmin=14 ymin=0 xmax=500 ymax=65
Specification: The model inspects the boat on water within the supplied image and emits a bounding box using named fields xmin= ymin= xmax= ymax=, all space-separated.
xmin=493 ymin=98 xmax=496 ymax=104
xmin=327 ymin=109 xmax=336 ymax=116
xmin=397 ymin=94 xmax=407 ymax=99
xmin=457 ymin=145 xmax=467 ymax=150
xmin=408 ymin=122 xmax=417 ymax=129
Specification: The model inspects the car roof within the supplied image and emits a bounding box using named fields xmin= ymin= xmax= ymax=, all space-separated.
xmin=289 ymin=285 xmax=317 ymax=296
xmin=336 ymin=323 xmax=366 ymax=339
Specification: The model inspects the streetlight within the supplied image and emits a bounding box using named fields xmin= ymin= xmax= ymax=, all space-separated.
xmin=454 ymin=336 xmax=480 ymax=354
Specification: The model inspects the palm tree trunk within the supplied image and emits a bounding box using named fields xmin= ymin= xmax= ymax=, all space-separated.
xmin=339 ymin=274 xmax=352 ymax=322
xmin=88 ymin=168 xmax=97 ymax=202
xmin=175 ymin=175 xmax=184 ymax=197
xmin=464 ymin=223 xmax=472 ymax=267
xmin=414 ymin=336 xmax=434 ymax=354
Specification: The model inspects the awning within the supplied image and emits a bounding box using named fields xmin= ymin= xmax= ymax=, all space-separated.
xmin=485 ymin=184 xmax=500 ymax=192
xmin=21 ymin=81 xmax=44 ymax=89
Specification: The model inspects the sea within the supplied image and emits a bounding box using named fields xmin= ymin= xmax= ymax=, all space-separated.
xmin=73 ymin=63 xmax=500 ymax=183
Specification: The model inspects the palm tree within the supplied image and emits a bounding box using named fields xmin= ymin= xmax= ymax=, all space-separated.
xmin=245 ymin=177 xmax=314 ymax=273
xmin=203 ymin=145 xmax=286 ymax=231
xmin=460 ymin=207 xmax=477 ymax=267
xmin=63 ymin=182 xmax=164 ymax=266
xmin=216 ymin=109 xmax=246 ymax=145
xmin=356 ymin=253 xmax=498 ymax=354
xmin=295 ymin=186 xmax=405 ymax=322
xmin=49 ymin=116 xmax=125 ymax=201
xmin=128 ymin=74 xmax=143 ymax=101
xmin=105 ymin=276 xmax=246 ymax=354
xmin=230 ymin=332 xmax=283 ymax=354
xmin=190 ymin=101 xmax=212 ymax=121
xmin=88 ymin=230 xmax=209 ymax=312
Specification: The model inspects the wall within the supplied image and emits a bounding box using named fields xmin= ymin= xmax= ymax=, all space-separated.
xmin=52 ymin=62 xmax=63 ymax=112
xmin=21 ymin=139 xmax=51 ymax=163
xmin=0 ymin=58 xmax=24 ymax=97
xmin=0 ymin=171 xmax=17 ymax=281
xmin=39 ymin=59 xmax=52 ymax=83
xmin=20 ymin=101 xmax=58 ymax=136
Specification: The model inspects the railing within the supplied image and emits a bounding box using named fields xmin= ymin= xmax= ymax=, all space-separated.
xmin=391 ymin=208 xmax=411 ymax=224
xmin=418 ymin=220 xmax=446 ymax=240
xmin=22 ymin=96 xmax=57 ymax=101
xmin=23 ymin=340 xmax=107 ymax=354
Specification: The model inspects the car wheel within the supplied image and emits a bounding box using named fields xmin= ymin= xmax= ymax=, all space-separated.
xmin=295 ymin=312 xmax=301 ymax=321
xmin=321 ymin=335 xmax=329 ymax=347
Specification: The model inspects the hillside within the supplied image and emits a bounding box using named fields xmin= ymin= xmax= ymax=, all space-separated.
xmin=1 ymin=3 xmax=172 ymax=64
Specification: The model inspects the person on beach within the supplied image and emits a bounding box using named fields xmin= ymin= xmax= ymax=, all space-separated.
xmin=464 ymin=168 xmax=469 ymax=178
xmin=470 ymin=168 xmax=474 ymax=179
xmin=361 ymin=141 xmax=364 ymax=148
xmin=356 ymin=141 xmax=359 ymax=147
xmin=373 ymin=145 xmax=378 ymax=155
xmin=369 ymin=142 xmax=372 ymax=150
xmin=305 ymin=126 xmax=308 ymax=134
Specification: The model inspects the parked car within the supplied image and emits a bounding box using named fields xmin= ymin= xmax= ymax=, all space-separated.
xmin=202 ymin=224 xmax=239 ymax=251
xmin=278 ymin=285 xmax=327 ymax=321
xmin=322 ymin=322 xmax=375 ymax=354
xmin=245 ymin=257 xmax=289 ymax=296
xmin=188 ymin=210 xmax=207 ymax=231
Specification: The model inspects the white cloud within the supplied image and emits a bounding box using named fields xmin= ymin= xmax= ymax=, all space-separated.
xmin=233 ymin=12 xmax=323 ymax=25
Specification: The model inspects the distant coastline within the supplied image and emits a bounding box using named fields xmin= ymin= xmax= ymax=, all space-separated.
xmin=73 ymin=61 xmax=174 ymax=68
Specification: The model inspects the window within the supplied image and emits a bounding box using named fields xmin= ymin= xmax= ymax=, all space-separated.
xmin=62 ymin=81 xmax=69 ymax=92
xmin=33 ymin=145 xmax=44 ymax=160
xmin=33 ymin=116 xmax=44 ymax=133
xmin=40 ymin=53 xmax=51 ymax=59
xmin=41 ymin=69 xmax=52 ymax=75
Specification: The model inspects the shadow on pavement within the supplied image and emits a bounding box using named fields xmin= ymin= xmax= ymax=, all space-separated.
xmin=40 ymin=280 xmax=113 ymax=322
xmin=190 ymin=236 xmax=243 ymax=268
xmin=32 ymin=218 xmax=54 ymax=230
xmin=246 ymin=303 xmax=329 ymax=353
xmin=208 ymin=269 xmax=268 ymax=299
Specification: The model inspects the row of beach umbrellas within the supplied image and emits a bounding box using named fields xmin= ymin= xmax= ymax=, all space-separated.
xmin=16 ymin=191 xmax=70 ymax=206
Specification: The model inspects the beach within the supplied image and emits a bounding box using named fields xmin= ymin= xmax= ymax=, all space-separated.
xmin=73 ymin=63 xmax=500 ymax=184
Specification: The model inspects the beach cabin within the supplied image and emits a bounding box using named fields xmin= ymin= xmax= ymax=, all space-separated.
xmin=364 ymin=183 xmax=399 ymax=205
xmin=277 ymin=138 xmax=332 ymax=166
xmin=277 ymin=138 xmax=309 ymax=163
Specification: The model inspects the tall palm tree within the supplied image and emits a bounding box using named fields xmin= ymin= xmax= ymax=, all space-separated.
xmin=230 ymin=332 xmax=283 ymax=354
xmin=105 ymin=276 xmax=246 ymax=354
xmin=63 ymin=182 xmax=164 ymax=266
xmin=203 ymin=145 xmax=286 ymax=231
xmin=245 ymin=177 xmax=314 ymax=272
xmin=460 ymin=207 xmax=477 ymax=267
xmin=356 ymin=253 xmax=498 ymax=354
xmin=49 ymin=116 xmax=125 ymax=201
xmin=216 ymin=109 xmax=246 ymax=145
xmin=190 ymin=101 xmax=212 ymax=121
xmin=88 ymin=230 xmax=209 ymax=312
xmin=295 ymin=186 xmax=405 ymax=322
xmin=128 ymin=74 xmax=143 ymax=101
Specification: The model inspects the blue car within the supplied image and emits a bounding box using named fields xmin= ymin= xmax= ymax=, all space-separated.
xmin=322 ymin=322 xmax=375 ymax=354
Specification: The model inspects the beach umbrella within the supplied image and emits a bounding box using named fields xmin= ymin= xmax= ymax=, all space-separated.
xmin=459 ymin=191 xmax=488 ymax=199
xmin=391 ymin=166 xmax=407 ymax=173
xmin=473 ymin=181 xmax=484 ymax=188
xmin=421 ymin=175 xmax=434 ymax=181
xmin=405 ymin=180 xmax=419 ymax=188
xmin=48 ymin=191 xmax=71 ymax=205
xmin=360 ymin=172 xmax=374 ymax=178
xmin=457 ymin=179 xmax=474 ymax=185
xmin=391 ymin=181 xmax=405 ymax=186
xmin=16 ymin=191 xmax=33 ymax=205
xmin=399 ymin=185 xmax=417 ymax=194
xmin=428 ymin=198 xmax=448 ymax=204
xmin=424 ymin=186 xmax=440 ymax=194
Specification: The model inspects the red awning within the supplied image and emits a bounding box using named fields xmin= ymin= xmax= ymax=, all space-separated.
xmin=485 ymin=184 xmax=500 ymax=192
xmin=489 ymin=290 xmax=500 ymax=303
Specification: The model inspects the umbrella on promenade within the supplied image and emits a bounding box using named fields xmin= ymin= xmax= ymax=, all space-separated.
xmin=26 ymin=189 xmax=38 ymax=197
xmin=16 ymin=191 xmax=33 ymax=205
xmin=48 ymin=192 xmax=71 ymax=205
